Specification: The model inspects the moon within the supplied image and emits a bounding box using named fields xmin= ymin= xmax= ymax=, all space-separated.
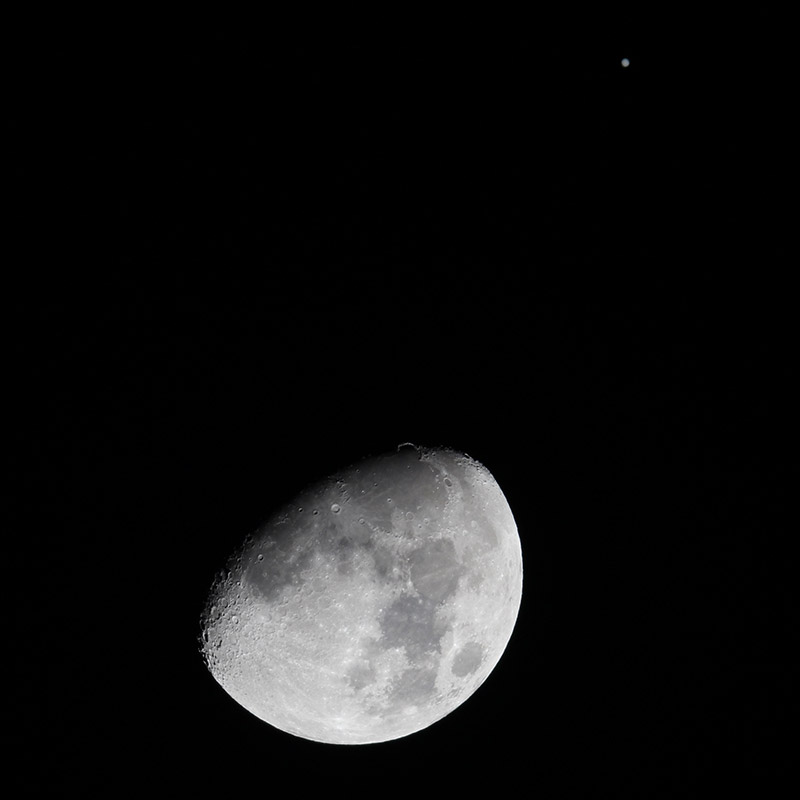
xmin=200 ymin=444 xmax=523 ymax=744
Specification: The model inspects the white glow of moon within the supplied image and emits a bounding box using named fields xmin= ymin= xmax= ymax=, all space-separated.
xmin=621 ymin=58 xmax=630 ymax=68
xmin=200 ymin=444 xmax=523 ymax=744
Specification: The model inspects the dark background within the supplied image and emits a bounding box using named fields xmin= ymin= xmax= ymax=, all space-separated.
xmin=9 ymin=25 xmax=794 ymax=793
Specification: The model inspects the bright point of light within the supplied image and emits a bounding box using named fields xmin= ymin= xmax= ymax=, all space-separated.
xmin=621 ymin=58 xmax=630 ymax=68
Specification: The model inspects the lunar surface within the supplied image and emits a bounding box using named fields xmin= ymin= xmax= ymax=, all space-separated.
xmin=200 ymin=444 xmax=523 ymax=744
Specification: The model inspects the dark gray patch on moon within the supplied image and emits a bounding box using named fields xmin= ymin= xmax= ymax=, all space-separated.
xmin=371 ymin=546 xmax=396 ymax=583
xmin=353 ymin=447 xmax=449 ymax=529
xmin=317 ymin=520 xmax=374 ymax=576
xmin=385 ymin=451 xmax=448 ymax=516
xmin=409 ymin=538 xmax=462 ymax=602
xmin=452 ymin=642 xmax=484 ymax=677
xmin=335 ymin=518 xmax=372 ymax=547
xmin=388 ymin=666 xmax=438 ymax=707
xmin=245 ymin=540 xmax=313 ymax=603
xmin=347 ymin=662 xmax=377 ymax=692
xmin=379 ymin=594 xmax=443 ymax=659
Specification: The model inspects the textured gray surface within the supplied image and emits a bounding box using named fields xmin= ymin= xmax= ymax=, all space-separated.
xmin=201 ymin=445 xmax=522 ymax=743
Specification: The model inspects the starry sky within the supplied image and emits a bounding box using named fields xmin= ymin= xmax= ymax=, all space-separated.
xmin=9 ymin=26 xmax=794 ymax=793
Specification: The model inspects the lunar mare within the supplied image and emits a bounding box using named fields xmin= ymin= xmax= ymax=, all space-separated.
xmin=200 ymin=444 xmax=522 ymax=744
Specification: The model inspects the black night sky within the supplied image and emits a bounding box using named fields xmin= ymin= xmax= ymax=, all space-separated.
xmin=10 ymin=25 xmax=794 ymax=793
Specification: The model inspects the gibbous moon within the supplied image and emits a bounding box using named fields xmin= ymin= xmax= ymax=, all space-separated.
xmin=200 ymin=444 xmax=523 ymax=744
